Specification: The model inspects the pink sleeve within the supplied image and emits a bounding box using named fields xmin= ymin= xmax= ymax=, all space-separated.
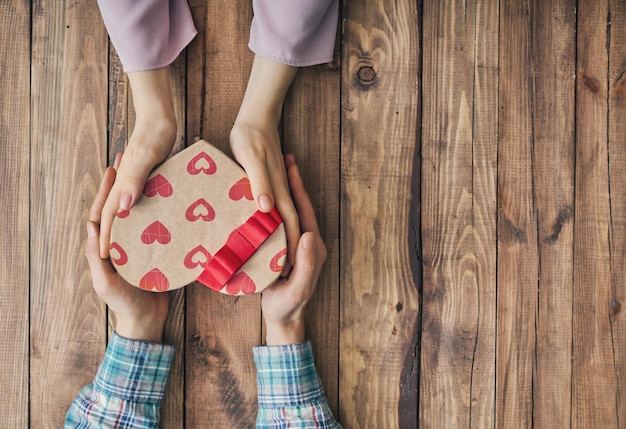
xmin=249 ymin=0 xmax=339 ymax=67
xmin=97 ymin=0 xmax=197 ymax=72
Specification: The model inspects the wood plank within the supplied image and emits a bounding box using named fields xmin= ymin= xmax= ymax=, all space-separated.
xmin=108 ymin=49 xmax=128 ymax=158
xmin=608 ymin=0 xmax=626 ymax=423
xmin=283 ymin=60 xmax=341 ymax=415
xmin=185 ymin=1 xmax=260 ymax=426
xmin=0 ymin=1 xmax=30 ymax=426
xmin=496 ymin=0 xmax=538 ymax=426
xmin=528 ymin=1 xmax=576 ymax=426
xmin=573 ymin=0 xmax=620 ymax=426
xmin=339 ymin=1 xmax=420 ymax=427
xmin=420 ymin=0 xmax=498 ymax=426
xmin=30 ymin=0 xmax=109 ymax=426
xmin=106 ymin=42 xmax=189 ymax=429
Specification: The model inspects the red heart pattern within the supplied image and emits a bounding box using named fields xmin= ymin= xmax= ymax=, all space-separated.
xmin=109 ymin=242 xmax=128 ymax=266
xmin=225 ymin=272 xmax=257 ymax=295
xmin=229 ymin=177 xmax=253 ymax=201
xmin=184 ymin=245 xmax=211 ymax=269
xmin=140 ymin=268 xmax=170 ymax=291
xmin=185 ymin=198 xmax=215 ymax=222
xmin=144 ymin=174 xmax=173 ymax=198
xmin=141 ymin=221 xmax=171 ymax=245
xmin=269 ymin=248 xmax=287 ymax=272
xmin=110 ymin=140 xmax=285 ymax=295
xmin=187 ymin=151 xmax=217 ymax=175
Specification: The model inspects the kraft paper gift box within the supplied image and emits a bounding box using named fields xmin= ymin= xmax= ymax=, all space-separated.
xmin=109 ymin=140 xmax=287 ymax=295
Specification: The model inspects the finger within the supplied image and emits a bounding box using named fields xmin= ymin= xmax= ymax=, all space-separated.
xmin=274 ymin=186 xmax=300 ymax=272
xmin=113 ymin=152 xmax=123 ymax=170
xmin=236 ymin=150 xmax=275 ymax=213
xmin=118 ymin=169 xmax=152 ymax=211
xmin=284 ymin=232 xmax=321 ymax=301
xmin=284 ymin=153 xmax=296 ymax=169
xmin=90 ymin=167 xmax=116 ymax=223
xmin=286 ymin=161 xmax=319 ymax=235
xmin=99 ymin=150 xmax=159 ymax=257
xmin=99 ymin=195 xmax=119 ymax=258
xmin=116 ymin=146 xmax=164 ymax=211
xmin=85 ymin=221 xmax=116 ymax=297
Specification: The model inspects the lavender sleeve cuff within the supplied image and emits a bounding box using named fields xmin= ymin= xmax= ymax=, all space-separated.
xmin=249 ymin=0 xmax=339 ymax=67
xmin=97 ymin=0 xmax=197 ymax=72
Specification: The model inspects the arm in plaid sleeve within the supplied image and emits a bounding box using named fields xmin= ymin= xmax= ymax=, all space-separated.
xmin=65 ymin=332 xmax=175 ymax=428
xmin=254 ymin=341 xmax=341 ymax=428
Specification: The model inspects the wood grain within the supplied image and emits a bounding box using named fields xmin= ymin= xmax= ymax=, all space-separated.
xmin=107 ymin=49 xmax=128 ymax=158
xmin=30 ymin=0 xmax=109 ymax=426
xmin=6 ymin=1 xmax=626 ymax=427
xmin=573 ymin=0 xmax=619 ymax=426
xmin=283 ymin=59 xmax=341 ymax=415
xmin=496 ymin=1 xmax=538 ymax=426
xmin=340 ymin=1 xmax=420 ymax=427
xmin=420 ymin=0 xmax=498 ymax=426
xmin=528 ymin=1 xmax=576 ymax=426
xmin=0 ymin=1 xmax=30 ymax=426
xmin=608 ymin=0 xmax=626 ymax=423
xmin=185 ymin=1 xmax=260 ymax=427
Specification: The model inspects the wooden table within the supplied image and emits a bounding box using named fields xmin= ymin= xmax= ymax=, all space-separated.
xmin=2 ymin=0 xmax=625 ymax=427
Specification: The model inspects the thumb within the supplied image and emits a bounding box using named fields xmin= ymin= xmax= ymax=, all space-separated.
xmin=285 ymin=232 xmax=319 ymax=295
xmin=86 ymin=221 xmax=101 ymax=265
xmin=238 ymin=155 xmax=274 ymax=213
xmin=118 ymin=171 xmax=149 ymax=211
xmin=86 ymin=221 xmax=114 ymax=290
xmin=250 ymin=173 xmax=274 ymax=213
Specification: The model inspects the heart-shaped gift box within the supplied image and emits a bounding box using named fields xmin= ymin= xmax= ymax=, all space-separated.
xmin=109 ymin=140 xmax=287 ymax=295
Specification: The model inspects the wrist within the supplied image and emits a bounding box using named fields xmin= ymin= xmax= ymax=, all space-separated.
xmin=235 ymin=55 xmax=297 ymax=128
xmin=128 ymin=68 xmax=176 ymax=126
xmin=125 ymin=116 xmax=178 ymax=166
xmin=234 ymin=106 xmax=280 ymax=132
xmin=264 ymin=318 xmax=305 ymax=346
xmin=115 ymin=316 xmax=164 ymax=344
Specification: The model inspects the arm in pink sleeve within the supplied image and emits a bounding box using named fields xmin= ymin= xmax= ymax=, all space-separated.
xmin=97 ymin=0 xmax=197 ymax=72
xmin=249 ymin=0 xmax=339 ymax=67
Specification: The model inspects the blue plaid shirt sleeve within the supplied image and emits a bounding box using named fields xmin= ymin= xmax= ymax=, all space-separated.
xmin=253 ymin=341 xmax=341 ymax=428
xmin=65 ymin=331 xmax=175 ymax=428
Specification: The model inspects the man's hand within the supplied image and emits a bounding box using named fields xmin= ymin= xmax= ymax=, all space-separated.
xmin=99 ymin=68 xmax=177 ymax=258
xmin=261 ymin=154 xmax=327 ymax=346
xmin=87 ymin=158 xmax=169 ymax=343
xmin=231 ymin=55 xmax=300 ymax=275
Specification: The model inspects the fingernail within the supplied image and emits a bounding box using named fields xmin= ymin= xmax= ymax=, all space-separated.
xmin=87 ymin=222 xmax=96 ymax=238
xmin=119 ymin=192 xmax=132 ymax=211
xmin=259 ymin=194 xmax=273 ymax=212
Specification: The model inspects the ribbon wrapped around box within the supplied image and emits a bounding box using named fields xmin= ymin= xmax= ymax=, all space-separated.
xmin=109 ymin=140 xmax=287 ymax=295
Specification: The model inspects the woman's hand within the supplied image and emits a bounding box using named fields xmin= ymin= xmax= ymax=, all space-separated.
xmin=88 ymin=158 xmax=169 ymax=343
xmin=261 ymin=154 xmax=327 ymax=346
xmin=231 ymin=55 xmax=300 ymax=274
xmin=99 ymin=67 xmax=177 ymax=258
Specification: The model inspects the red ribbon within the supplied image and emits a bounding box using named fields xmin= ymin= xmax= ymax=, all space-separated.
xmin=196 ymin=208 xmax=282 ymax=291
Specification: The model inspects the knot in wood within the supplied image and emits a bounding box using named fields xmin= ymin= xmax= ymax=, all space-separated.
xmin=358 ymin=66 xmax=376 ymax=84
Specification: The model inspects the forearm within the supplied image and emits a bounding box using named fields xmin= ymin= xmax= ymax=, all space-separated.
xmin=96 ymin=0 xmax=197 ymax=72
xmin=235 ymin=55 xmax=298 ymax=129
xmin=115 ymin=313 xmax=165 ymax=344
xmin=254 ymin=341 xmax=341 ymax=428
xmin=127 ymin=68 xmax=176 ymax=130
xmin=265 ymin=317 xmax=305 ymax=346
xmin=65 ymin=332 xmax=175 ymax=428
